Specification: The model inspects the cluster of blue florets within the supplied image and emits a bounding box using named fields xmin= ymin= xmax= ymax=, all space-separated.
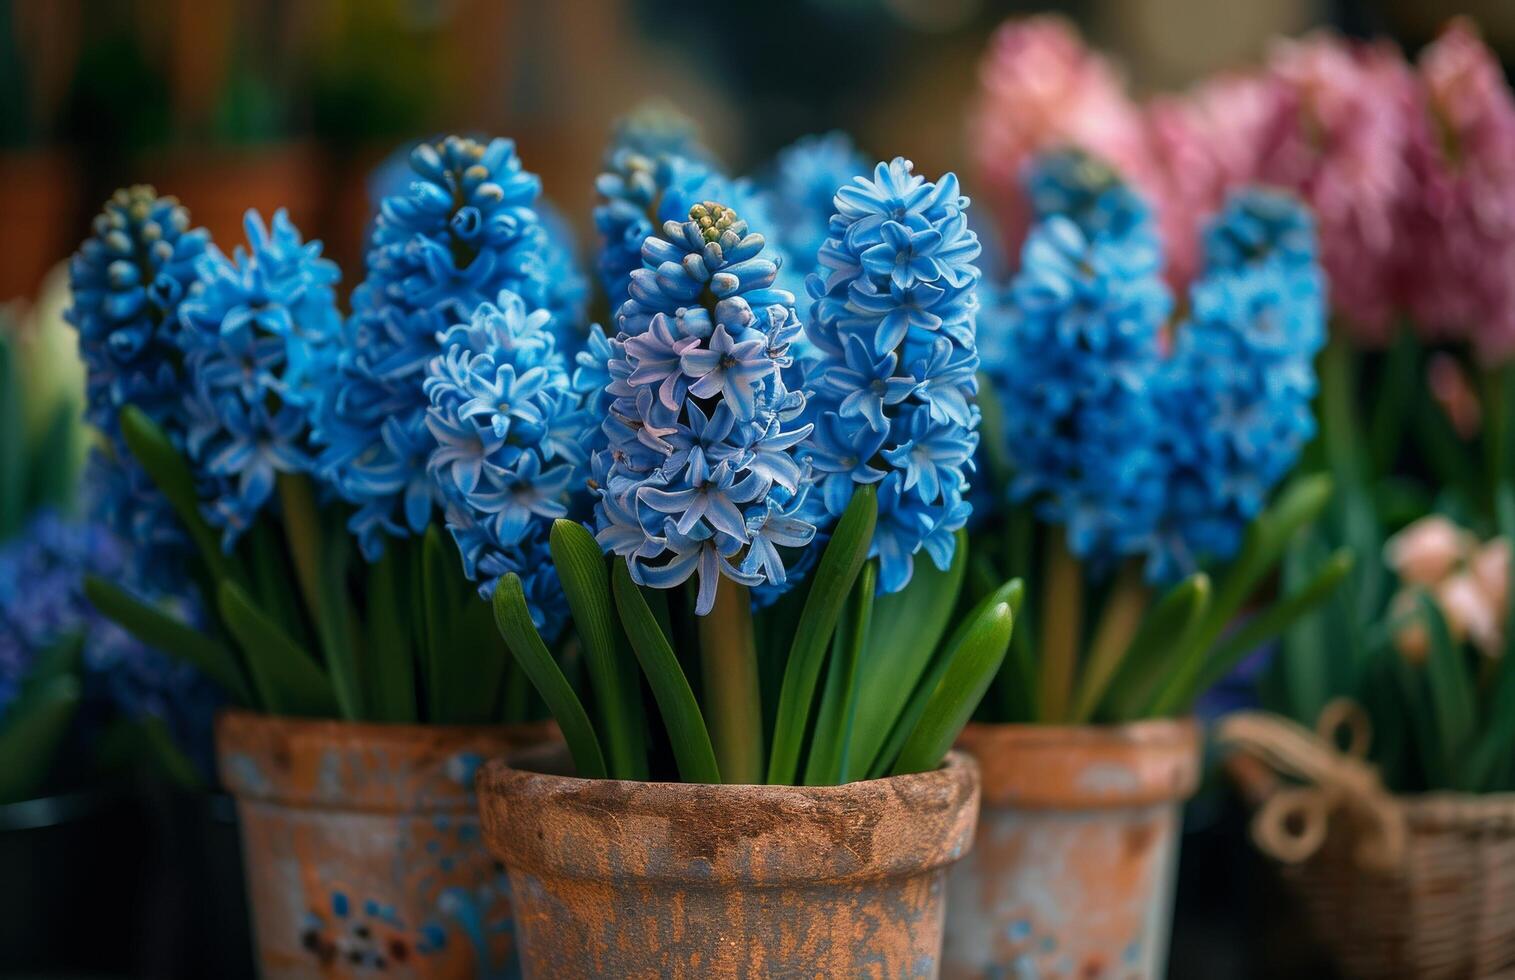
xmin=591 ymin=202 xmax=815 ymax=615
xmin=978 ymin=149 xmax=1325 ymax=582
xmin=799 ymin=158 xmax=984 ymax=594
xmin=1147 ymin=190 xmax=1327 ymax=581
xmin=424 ymin=292 xmax=593 ymax=634
xmin=177 ymin=210 xmax=344 ymax=550
xmin=763 ymin=132 xmax=869 ymax=283
xmin=315 ymin=136 xmax=581 ymax=558
xmin=984 ymin=152 xmax=1172 ymax=568
xmin=67 ymin=186 xmax=209 ymax=575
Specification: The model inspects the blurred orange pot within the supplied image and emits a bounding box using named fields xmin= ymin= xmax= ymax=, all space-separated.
xmin=135 ymin=142 xmax=324 ymax=248
xmin=0 ymin=149 xmax=79 ymax=301
xmin=217 ymin=711 xmax=555 ymax=980
xmin=944 ymin=719 xmax=1201 ymax=979
xmin=478 ymin=747 xmax=980 ymax=978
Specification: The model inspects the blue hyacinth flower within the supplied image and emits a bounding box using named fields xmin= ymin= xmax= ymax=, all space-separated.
xmin=799 ymin=157 xmax=983 ymax=594
xmin=315 ymin=135 xmax=586 ymax=560
xmin=593 ymin=201 xmax=815 ymax=615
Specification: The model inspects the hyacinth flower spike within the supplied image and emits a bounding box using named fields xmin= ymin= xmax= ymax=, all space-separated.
xmin=971 ymin=148 xmax=1347 ymax=727
xmin=71 ymin=136 xmax=591 ymax=731
xmin=483 ymin=140 xmax=1019 ymax=791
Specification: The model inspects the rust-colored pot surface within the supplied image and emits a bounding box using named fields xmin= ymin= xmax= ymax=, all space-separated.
xmin=943 ymin=720 xmax=1201 ymax=979
xmin=478 ymin=747 xmax=981 ymax=978
xmin=217 ymin=710 xmax=555 ymax=979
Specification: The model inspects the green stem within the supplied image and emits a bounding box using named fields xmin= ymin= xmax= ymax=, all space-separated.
xmin=1069 ymin=561 xmax=1149 ymax=723
xmin=1038 ymin=532 xmax=1083 ymax=723
xmin=276 ymin=473 xmax=324 ymax=624
xmin=698 ymin=582 xmax=764 ymax=784
xmin=1483 ymin=366 xmax=1509 ymax=513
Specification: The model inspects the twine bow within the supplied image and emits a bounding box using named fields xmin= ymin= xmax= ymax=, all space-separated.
xmin=1217 ymin=700 xmax=1406 ymax=872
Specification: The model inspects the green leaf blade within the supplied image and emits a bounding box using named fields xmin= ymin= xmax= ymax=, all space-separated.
xmin=890 ymin=600 xmax=1015 ymax=776
xmin=85 ymin=575 xmax=254 ymax=706
xmin=766 ymin=484 xmax=878 ymax=785
xmin=803 ymin=560 xmax=877 ymax=786
xmin=492 ymin=574 xmax=607 ymax=780
xmin=551 ymin=520 xmax=648 ymax=781
xmin=218 ymin=581 xmax=340 ymax=718
xmin=611 ymin=560 xmax=720 ymax=784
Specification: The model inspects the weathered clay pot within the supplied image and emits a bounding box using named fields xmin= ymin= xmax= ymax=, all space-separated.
xmin=477 ymin=747 xmax=980 ymax=978
xmin=943 ymin=720 xmax=1201 ymax=979
xmin=216 ymin=711 xmax=555 ymax=979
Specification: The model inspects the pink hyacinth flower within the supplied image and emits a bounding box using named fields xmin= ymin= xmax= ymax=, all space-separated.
xmin=1399 ymin=18 xmax=1515 ymax=365
xmin=1250 ymin=32 xmax=1417 ymax=344
xmin=971 ymin=15 xmax=1157 ymax=268
xmin=1145 ymin=72 xmax=1281 ymax=288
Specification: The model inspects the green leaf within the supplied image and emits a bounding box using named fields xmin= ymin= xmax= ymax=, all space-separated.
xmin=85 ymin=575 xmax=254 ymax=706
xmin=420 ymin=525 xmax=456 ymax=722
xmin=1038 ymin=531 xmax=1084 ymax=722
xmin=275 ymin=474 xmax=326 ymax=630
xmin=611 ymin=560 xmax=720 ymax=784
xmin=1419 ymin=593 xmax=1477 ymax=783
xmin=312 ymin=525 xmax=363 ymax=720
xmin=492 ymin=574 xmax=607 ymax=779
xmin=119 ymin=405 xmax=231 ymax=584
xmin=452 ymin=595 xmax=511 ymax=724
xmin=1369 ymin=327 xmax=1418 ymax=478
xmin=890 ymin=600 xmax=1015 ymax=776
xmin=767 ymin=484 xmax=877 ymax=784
xmin=1465 ymin=486 xmax=1515 ymax=790
xmin=26 ymin=401 xmax=83 ymax=516
xmin=1391 ymin=652 xmax=1442 ymax=786
xmin=975 ymin=371 xmax=1013 ymax=487
xmin=1179 ymin=549 xmax=1354 ymax=713
xmin=551 ymin=520 xmax=647 ymax=781
xmin=848 ymin=533 xmax=967 ymax=775
xmin=1099 ymin=573 xmax=1210 ymax=722
xmin=0 ymin=334 xmax=24 ymax=540
xmin=1069 ymin=563 xmax=1149 ymax=724
xmin=804 ymin=560 xmax=877 ymax=785
xmin=364 ymin=550 xmax=417 ymax=723
xmin=0 ymin=675 xmax=80 ymax=804
xmin=868 ymin=578 xmax=1024 ymax=780
xmin=218 ymin=580 xmax=340 ymax=718
xmin=1275 ymin=531 xmax=1338 ymax=722
xmin=1174 ymin=475 xmax=1334 ymax=701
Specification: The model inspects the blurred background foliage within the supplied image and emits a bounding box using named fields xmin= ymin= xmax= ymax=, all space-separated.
xmin=1 ymin=0 xmax=1511 ymax=302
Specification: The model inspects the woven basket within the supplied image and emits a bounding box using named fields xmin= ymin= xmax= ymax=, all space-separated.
xmin=1280 ymin=793 xmax=1515 ymax=980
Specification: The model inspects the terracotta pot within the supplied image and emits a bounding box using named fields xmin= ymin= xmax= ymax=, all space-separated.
xmin=943 ymin=719 xmax=1201 ymax=979
xmin=216 ymin=710 xmax=556 ymax=980
xmin=477 ymin=747 xmax=980 ymax=978
xmin=0 ymin=149 xmax=79 ymax=301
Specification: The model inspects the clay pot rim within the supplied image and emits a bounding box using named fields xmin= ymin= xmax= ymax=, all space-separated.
xmin=483 ymin=743 xmax=975 ymax=797
xmin=216 ymin=710 xmax=558 ymax=811
xmin=479 ymin=748 xmax=981 ymax=886
xmin=216 ymin=707 xmax=555 ymax=744
xmin=959 ymin=717 xmax=1201 ymax=809
xmin=960 ymin=716 xmax=1199 ymax=748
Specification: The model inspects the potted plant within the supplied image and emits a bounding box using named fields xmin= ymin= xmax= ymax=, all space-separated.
xmin=1215 ymin=20 xmax=1515 ymax=978
xmin=471 ymin=122 xmax=1020 ymax=977
xmin=937 ymin=147 xmax=1347 ymax=979
xmin=0 ymin=300 xmax=220 ymax=975
xmin=74 ymin=135 xmax=583 ymax=977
